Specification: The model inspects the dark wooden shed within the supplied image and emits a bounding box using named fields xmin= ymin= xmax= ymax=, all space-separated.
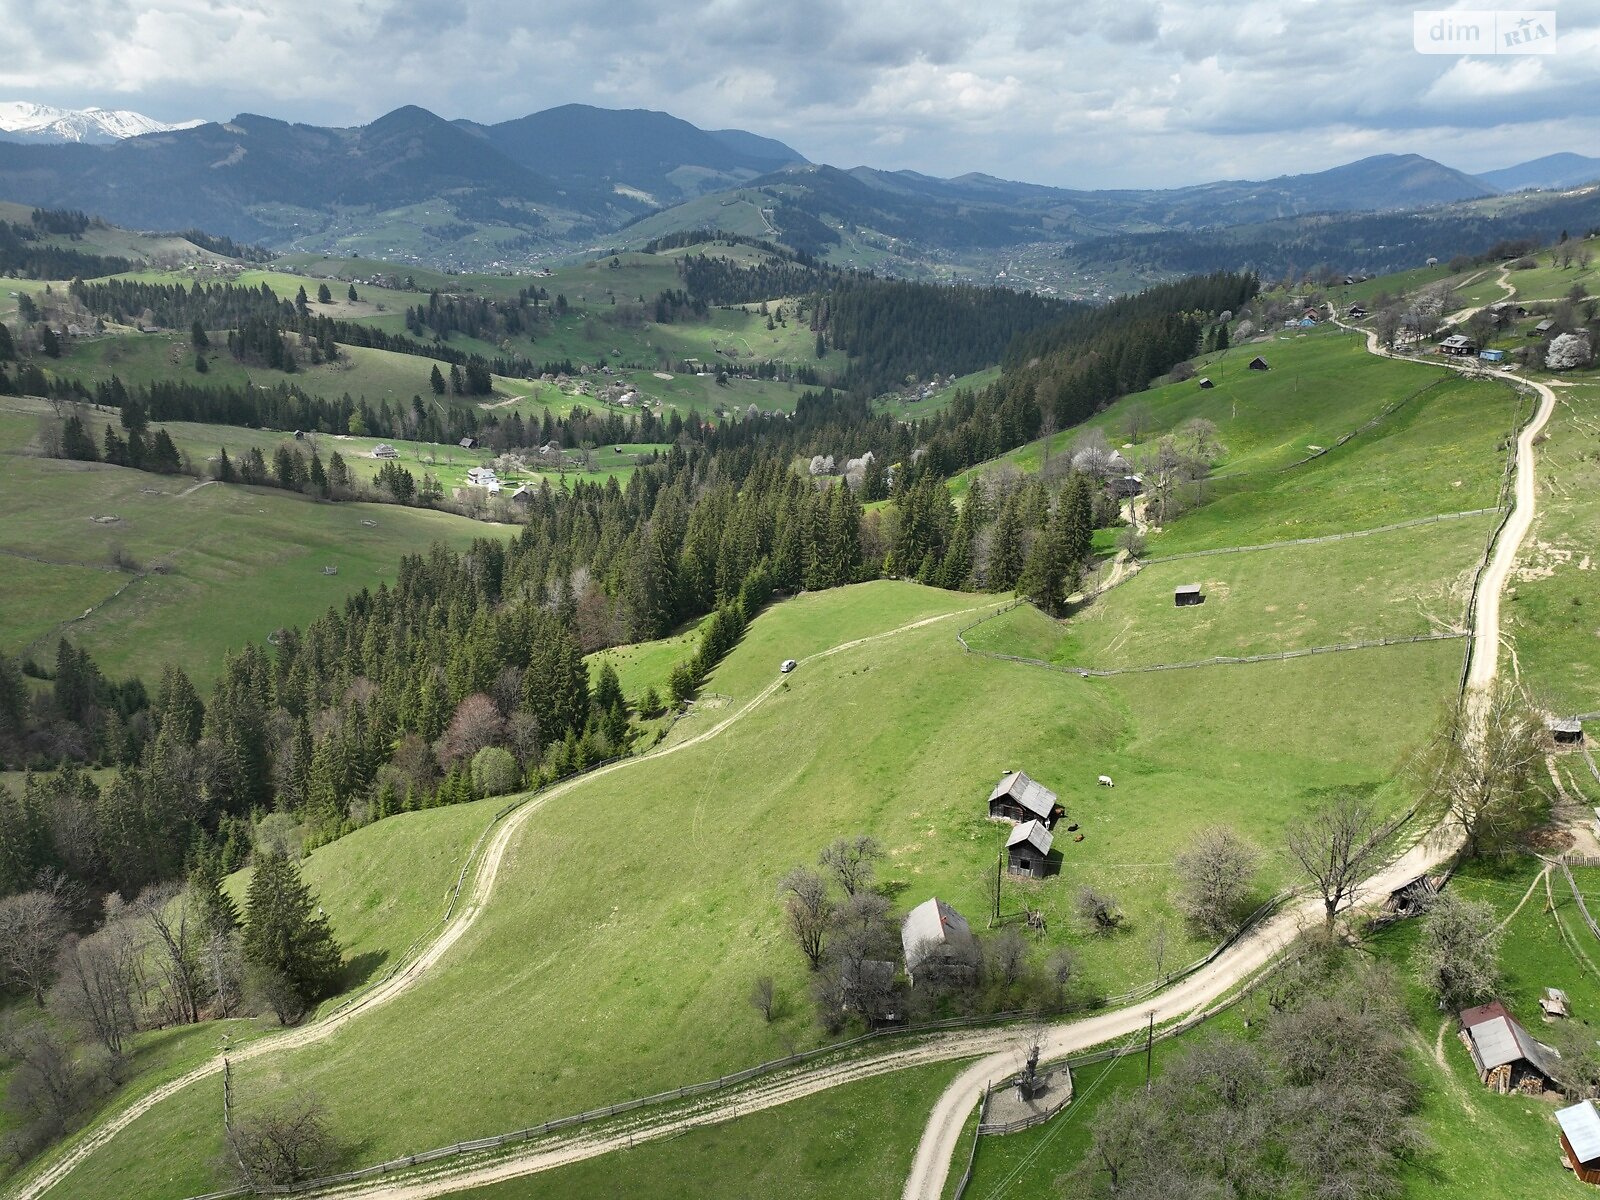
xmin=1198 ymin=377 xmax=1214 ymax=389
xmin=1248 ymin=356 xmax=1270 ymax=371
xmin=1174 ymin=584 xmax=1204 ymax=607
xmin=1549 ymin=717 xmax=1585 ymax=746
xmin=1006 ymin=820 xmax=1053 ymax=879
xmin=988 ymin=771 xmax=1063 ymax=828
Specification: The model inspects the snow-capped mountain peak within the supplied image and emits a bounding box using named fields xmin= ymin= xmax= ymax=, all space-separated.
xmin=0 ymin=101 xmax=204 ymax=144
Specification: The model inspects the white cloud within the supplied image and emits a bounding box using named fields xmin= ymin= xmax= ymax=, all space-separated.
xmin=0 ymin=0 xmax=1594 ymax=187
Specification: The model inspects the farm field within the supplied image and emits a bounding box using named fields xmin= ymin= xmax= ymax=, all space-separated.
xmin=1144 ymin=369 xmax=1517 ymax=554
xmin=1504 ymin=379 xmax=1600 ymax=715
xmin=586 ymin=618 xmax=706 ymax=703
xmin=965 ymin=514 xmax=1490 ymax=671
xmin=0 ymin=436 xmax=486 ymax=687
xmin=2 ymin=394 xmax=654 ymax=503
xmin=46 ymin=581 xmax=1461 ymax=1198
xmin=42 ymin=330 xmax=491 ymax=408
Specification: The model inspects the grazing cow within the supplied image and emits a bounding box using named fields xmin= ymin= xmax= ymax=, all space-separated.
xmin=1097 ymin=775 xmax=1115 ymax=788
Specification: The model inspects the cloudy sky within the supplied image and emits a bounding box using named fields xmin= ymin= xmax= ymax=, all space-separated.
xmin=4 ymin=0 xmax=1598 ymax=187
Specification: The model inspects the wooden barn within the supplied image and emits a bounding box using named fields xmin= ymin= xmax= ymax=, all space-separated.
xmin=1459 ymin=1001 xmax=1561 ymax=1094
xmin=1248 ymin=356 xmax=1269 ymax=371
xmin=988 ymin=771 xmax=1063 ymax=828
xmin=901 ymin=898 xmax=978 ymax=987
xmin=1557 ymin=1100 xmax=1600 ymax=1185
xmin=1007 ymin=820 xmax=1053 ymax=878
xmin=1439 ymin=334 xmax=1477 ymax=356
xmin=1198 ymin=376 xmax=1214 ymax=388
xmin=1174 ymin=584 xmax=1204 ymax=607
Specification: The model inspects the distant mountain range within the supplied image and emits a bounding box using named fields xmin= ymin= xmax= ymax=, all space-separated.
xmin=1474 ymin=152 xmax=1600 ymax=193
xmin=0 ymin=101 xmax=1594 ymax=277
xmin=0 ymin=101 xmax=202 ymax=144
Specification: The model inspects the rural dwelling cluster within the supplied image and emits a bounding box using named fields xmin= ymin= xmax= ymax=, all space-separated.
xmin=987 ymin=770 xmax=1065 ymax=878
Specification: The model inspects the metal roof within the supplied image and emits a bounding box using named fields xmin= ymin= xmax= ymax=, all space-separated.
xmin=901 ymin=897 xmax=975 ymax=976
xmin=1175 ymin=583 xmax=1202 ymax=595
xmin=988 ymin=771 xmax=1058 ymax=821
xmin=1466 ymin=1012 xmax=1561 ymax=1077
xmin=1549 ymin=716 xmax=1583 ymax=735
xmin=1007 ymin=820 xmax=1053 ymax=856
xmin=1559 ymin=1101 xmax=1600 ymax=1165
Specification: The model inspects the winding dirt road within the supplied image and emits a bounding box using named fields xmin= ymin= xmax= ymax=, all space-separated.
xmin=16 ymin=311 xmax=1558 ymax=1200
xmin=13 ymin=601 xmax=1004 ymax=1200
xmin=895 ymin=314 xmax=1558 ymax=1200
xmin=257 ymin=321 xmax=1560 ymax=1200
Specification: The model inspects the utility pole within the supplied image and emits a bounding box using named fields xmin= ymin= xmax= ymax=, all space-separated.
xmin=1144 ymin=1010 xmax=1156 ymax=1091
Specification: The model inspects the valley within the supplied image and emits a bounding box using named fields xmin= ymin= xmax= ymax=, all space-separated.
xmin=0 ymin=115 xmax=1597 ymax=1200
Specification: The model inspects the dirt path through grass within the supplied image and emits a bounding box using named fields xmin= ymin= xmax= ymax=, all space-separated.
xmin=13 ymin=601 xmax=1005 ymax=1200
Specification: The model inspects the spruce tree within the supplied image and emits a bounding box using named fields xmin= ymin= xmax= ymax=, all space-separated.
xmin=243 ymin=850 xmax=343 ymax=1012
xmin=190 ymin=851 xmax=240 ymax=937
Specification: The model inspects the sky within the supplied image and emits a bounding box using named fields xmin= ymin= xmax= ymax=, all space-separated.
xmin=3 ymin=0 xmax=1598 ymax=188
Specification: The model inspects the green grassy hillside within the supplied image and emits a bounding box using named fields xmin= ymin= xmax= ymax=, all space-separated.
xmin=46 ymin=578 xmax=1462 ymax=1199
xmin=967 ymin=513 xmax=1489 ymax=671
xmin=1504 ymin=379 xmax=1600 ymax=715
xmin=0 ymin=414 xmax=486 ymax=686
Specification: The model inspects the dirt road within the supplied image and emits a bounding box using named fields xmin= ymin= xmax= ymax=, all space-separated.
xmin=14 ymin=602 xmax=1005 ymax=1200
xmin=895 ymin=314 xmax=1557 ymax=1200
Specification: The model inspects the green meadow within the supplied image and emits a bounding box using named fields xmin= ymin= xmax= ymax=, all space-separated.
xmin=1504 ymin=379 xmax=1600 ymax=715
xmin=44 ymin=580 xmax=1461 ymax=1199
xmin=966 ymin=514 xmax=1489 ymax=671
xmin=0 ymin=421 xmax=487 ymax=687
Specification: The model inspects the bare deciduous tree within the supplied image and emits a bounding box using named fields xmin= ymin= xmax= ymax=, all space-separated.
xmin=226 ymin=1095 xmax=341 ymax=1185
xmin=1284 ymin=794 xmax=1387 ymax=928
xmin=49 ymin=922 xmax=142 ymax=1057
xmin=0 ymin=889 xmax=68 ymax=1004
xmin=135 ymin=882 xmax=203 ymax=1025
xmin=1174 ymin=827 xmax=1259 ymax=940
xmin=778 ymin=867 xmax=833 ymax=970
xmin=985 ymin=926 xmax=1029 ymax=989
xmin=1415 ymin=682 xmax=1548 ymax=857
xmin=1413 ymin=892 xmax=1502 ymax=1011
xmin=1075 ymin=887 xmax=1122 ymax=935
xmin=748 ymin=975 xmax=775 ymax=1023
xmin=818 ymin=835 xmax=883 ymax=897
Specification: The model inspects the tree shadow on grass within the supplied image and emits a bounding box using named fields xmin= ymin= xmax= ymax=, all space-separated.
xmin=339 ymin=951 xmax=388 ymax=991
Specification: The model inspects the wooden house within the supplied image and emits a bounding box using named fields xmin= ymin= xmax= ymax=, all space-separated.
xmin=1459 ymin=1001 xmax=1561 ymax=1094
xmin=1557 ymin=1100 xmax=1600 ymax=1185
xmin=988 ymin=771 xmax=1063 ymax=828
xmin=1439 ymin=334 xmax=1477 ymax=356
xmin=1006 ymin=820 xmax=1053 ymax=878
xmin=901 ymin=898 xmax=978 ymax=987
xmin=1248 ymin=356 xmax=1269 ymax=371
xmin=1533 ymin=319 xmax=1556 ymax=337
xmin=1174 ymin=584 xmax=1204 ymax=607
xmin=1108 ymin=475 xmax=1144 ymax=500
